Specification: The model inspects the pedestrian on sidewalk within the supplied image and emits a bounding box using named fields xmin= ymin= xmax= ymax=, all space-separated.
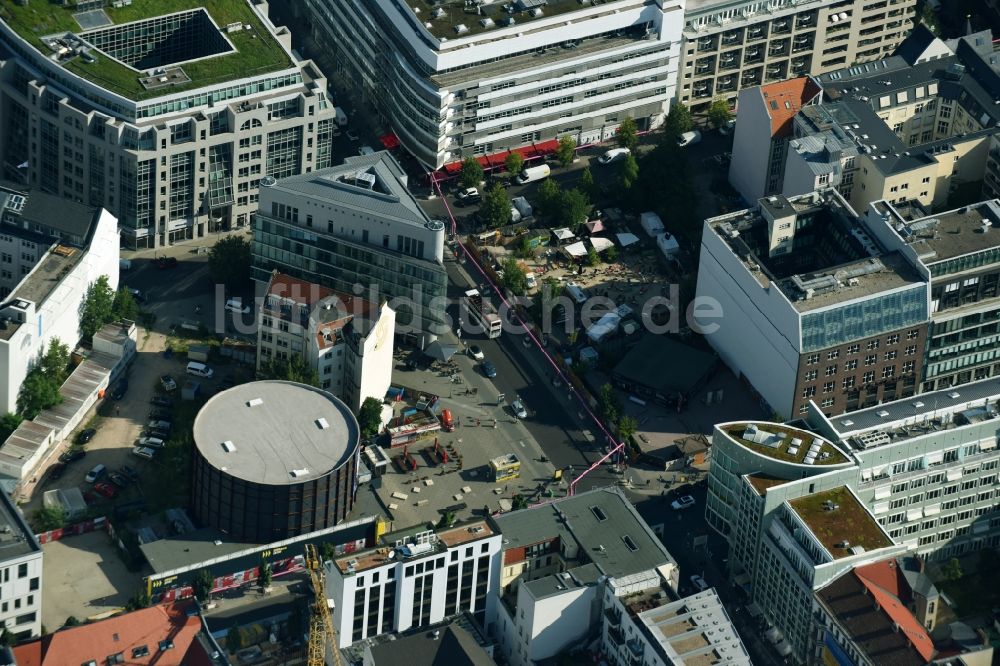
xmin=116 ymin=405 xmax=120 ymax=416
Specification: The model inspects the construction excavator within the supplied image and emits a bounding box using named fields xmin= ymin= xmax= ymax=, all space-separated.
xmin=305 ymin=543 xmax=342 ymax=666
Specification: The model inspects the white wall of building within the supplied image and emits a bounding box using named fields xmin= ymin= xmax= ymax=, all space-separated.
xmin=696 ymin=220 xmax=801 ymax=416
xmin=345 ymin=303 xmax=395 ymax=414
xmin=0 ymin=546 xmax=43 ymax=638
xmin=328 ymin=533 xmax=502 ymax=648
xmin=782 ymin=150 xmax=826 ymax=200
xmin=729 ymin=87 xmax=775 ymax=204
xmin=496 ymin=580 xmax=597 ymax=666
xmin=0 ymin=209 xmax=118 ymax=413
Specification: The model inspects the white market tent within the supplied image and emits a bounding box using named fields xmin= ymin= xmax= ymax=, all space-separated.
xmin=552 ymin=227 xmax=575 ymax=242
xmin=563 ymin=241 xmax=588 ymax=258
xmin=616 ymin=232 xmax=640 ymax=247
xmin=590 ymin=237 xmax=614 ymax=253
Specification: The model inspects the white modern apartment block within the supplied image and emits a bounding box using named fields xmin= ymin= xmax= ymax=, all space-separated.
xmin=0 ymin=0 xmax=335 ymax=248
xmin=326 ymin=520 xmax=501 ymax=648
xmin=257 ymin=272 xmax=394 ymax=413
xmin=489 ymin=488 xmax=680 ymax=666
xmin=678 ymin=0 xmax=916 ymax=112
xmin=602 ymin=585 xmax=751 ymax=666
xmin=707 ymin=378 xmax=1000 ymax=660
xmin=252 ymin=152 xmax=448 ymax=343
xmin=303 ymin=0 xmax=684 ymax=168
xmin=0 ymin=186 xmax=118 ymax=414
xmin=0 ymin=491 xmax=43 ymax=640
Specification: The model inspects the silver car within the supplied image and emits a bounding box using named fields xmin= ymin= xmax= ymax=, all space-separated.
xmin=511 ymin=399 xmax=528 ymax=420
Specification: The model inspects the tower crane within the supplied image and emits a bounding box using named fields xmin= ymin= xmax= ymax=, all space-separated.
xmin=305 ymin=543 xmax=342 ymax=666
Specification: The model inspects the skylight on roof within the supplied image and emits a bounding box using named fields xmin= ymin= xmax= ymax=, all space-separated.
xmin=591 ymin=506 xmax=607 ymax=521
xmin=622 ymin=535 xmax=638 ymax=552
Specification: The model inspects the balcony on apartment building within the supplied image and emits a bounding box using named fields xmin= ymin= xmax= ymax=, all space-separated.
xmin=772 ymin=18 xmax=792 ymax=35
xmin=744 ymin=45 xmax=764 ymax=64
xmin=722 ymin=29 xmax=744 ymax=47
xmin=719 ymin=51 xmax=741 ymax=71
xmin=697 ymin=36 xmax=718 ymax=52
xmin=747 ymin=25 xmax=768 ymax=42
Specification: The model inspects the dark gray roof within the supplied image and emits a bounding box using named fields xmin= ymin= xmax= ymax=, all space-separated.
xmin=0 ymin=181 xmax=99 ymax=243
xmin=491 ymin=487 xmax=675 ymax=579
xmin=366 ymin=624 xmax=495 ymax=666
xmin=612 ymin=336 xmax=717 ymax=397
xmin=827 ymin=373 xmax=1000 ymax=435
xmin=894 ymin=23 xmax=938 ymax=66
xmin=0 ymin=489 xmax=40 ymax=560
xmin=267 ymin=151 xmax=434 ymax=230
xmin=523 ymin=563 xmax=601 ymax=600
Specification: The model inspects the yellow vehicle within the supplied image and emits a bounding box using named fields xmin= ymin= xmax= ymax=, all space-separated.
xmin=490 ymin=453 xmax=521 ymax=482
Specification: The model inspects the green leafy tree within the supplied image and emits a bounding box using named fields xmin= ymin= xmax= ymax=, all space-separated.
xmin=257 ymin=355 xmax=320 ymax=387
xmin=618 ymin=415 xmax=638 ymax=443
xmin=536 ymin=178 xmax=563 ymax=219
xmin=0 ymin=413 xmax=22 ymax=443
xmin=63 ymin=616 xmax=80 ymax=627
xmin=579 ymin=167 xmax=597 ymax=199
xmin=0 ymin=628 xmax=16 ymax=647
xmin=208 ymin=236 xmax=251 ymax=291
xmin=586 ymin=246 xmax=600 ymax=267
xmin=17 ymin=371 xmax=62 ymax=420
xmin=617 ymin=116 xmax=639 ymax=152
xmin=605 ymin=246 xmax=619 ymax=263
xmin=920 ymin=4 xmax=940 ymax=35
xmin=80 ymin=275 xmax=115 ymax=340
xmin=511 ymin=494 xmax=528 ymax=511
xmin=437 ymin=511 xmax=456 ymax=528
xmin=258 ymin=561 xmax=272 ymax=591
xmin=225 ymin=626 xmax=244 ymax=654
xmin=479 ymin=182 xmax=512 ymax=229
xmin=358 ymin=397 xmax=383 ymax=440
xmin=124 ymin=589 xmax=150 ymax=612
xmin=458 ymin=157 xmax=484 ymax=189
xmin=707 ymin=98 xmax=734 ymax=129
xmin=599 ymin=383 xmax=621 ymax=424
xmin=941 ymin=557 xmax=963 ymax=582
xmin=664 ymin=102 xmax=693 ymax=139
xmin=619 ymin=153 xmax=640 ymax=192
xmin=513 ymin=234 xmax=533 ymax=259
xmin=112 ymin=287 xmax=139 ymax=321
xmin=501 ymin=257 xmax=528 ymax=296
xmin=193 ymin=568 xmax=214 ymax=603
xmin=505 ymin=151 xmax=524 ymax=178
xmin=40 ymin=338 xmax=70 ymax=384
xmin=557 ymin=189 xmax=591 ymax=232
xmin=555 ymin=136 xmax=577 ymax=168
xmin=32 ymin=506 xmax=66 ymax=532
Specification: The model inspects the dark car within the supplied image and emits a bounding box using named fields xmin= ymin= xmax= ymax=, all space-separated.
xmin=481 ymin=361 xmax=497 ymax=378
xmin=111 ymin=379 xmax=128 ymax=400
xmin=48 ymin=463 xmax=66 ymax=481
xmin=58 ymin=448 xmax=86 ymax=464
xmin=149 ymin=396 xmax=173 ymax=408
xmin=143 ymin=428 xmax=170 ymax=440
xmin=74 ymin=428 xmax=96 ymax=445
xmin=148 ymin=409 xmax=171 ymax=421
xmin=155 ymin=256 xmax=178 ymax=269
xmin=119 ymin=465 xmax=139 ymax=482
xmin=108 ymin=472 xmax=130 ymax=488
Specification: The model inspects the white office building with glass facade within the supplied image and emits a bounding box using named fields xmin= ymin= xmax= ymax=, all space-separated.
xmin=0 ymin=0 xmax=335 ymax=248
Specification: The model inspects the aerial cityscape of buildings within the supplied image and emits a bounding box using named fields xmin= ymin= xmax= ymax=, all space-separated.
xmin=0 ymin=0 xmax=999 ymax=664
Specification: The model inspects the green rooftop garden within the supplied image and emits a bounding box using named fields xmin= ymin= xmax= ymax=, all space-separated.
xmin=789 ymin=487 xmax=893 ymax=560
xmin=0 ymin=0 xmax=292 ymax=101
xmin=723 ymin=423 xmax=849 ymax=466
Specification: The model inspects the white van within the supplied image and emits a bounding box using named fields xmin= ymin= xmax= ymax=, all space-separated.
xmin=186 ymin=361 xmax=214 ymax=379
xmin=565 ymin=281 xmax=588 ymax=305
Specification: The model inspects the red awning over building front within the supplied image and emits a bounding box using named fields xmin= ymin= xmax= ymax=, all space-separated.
xmin=436 ymin=139 xmax=562 ymax=179
xmin=379 ymin=133 xmax=401 ymax=149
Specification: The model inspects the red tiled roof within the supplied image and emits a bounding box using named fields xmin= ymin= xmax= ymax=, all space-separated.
xmin=854 ymin=565 xmax=934 ymax=663
xmin=12 ymin=601 xmax=208 ymax=666
xmin=855 ymin=560 xmax=911 ymax=603
xmin=759 ymin=77 xmax=821 ymax=138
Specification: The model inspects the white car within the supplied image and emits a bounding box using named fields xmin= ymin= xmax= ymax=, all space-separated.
xmin=136 ymin=437 xmax=165 ymax=449
xmin=671 ymin=495 xmax=696 ymax=510
xmin=359 ymin=145 xmax=376 ymax=156
xmin=225 ymin=298 xmax=251 ymax=315
xmin=525 ymin=273 xmax=537 ymax=290
xmin=677 ymin=130 xmax=702 ymax=147
xmin=511 ymin=399 xmax=528 ymax=420
xmin=468 ymin=345 xmax=485 ymax=361
xmin=597 ymin=147 xmax=631 ymax=165
xmin=457 ymin=187 xmax=480 ymax=201
xmin=132 ymin=446 xmax=155 ymax=460
xmin=719 ymin=118 xmax=737 ymax=135
xmin=690 ymin=575 xmax=709 ymax=592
